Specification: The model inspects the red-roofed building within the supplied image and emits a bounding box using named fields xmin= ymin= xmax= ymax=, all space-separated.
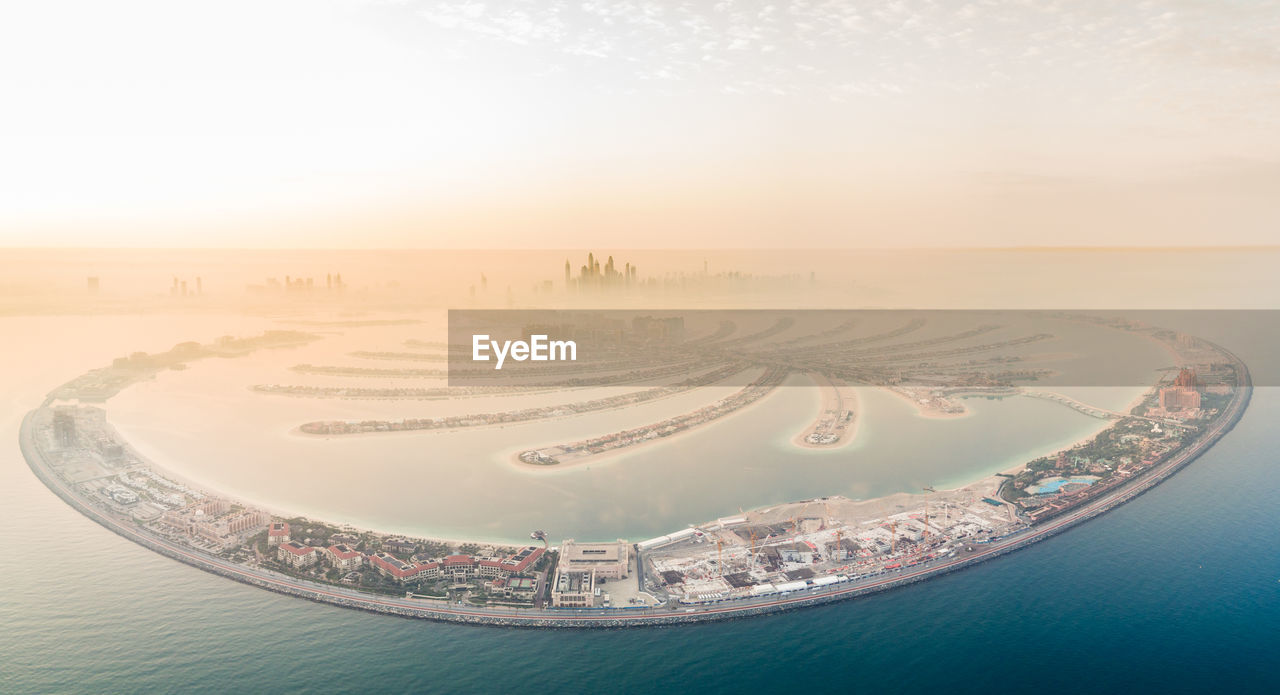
xmin=500 ymin=546 xmax=546 ymax=575
xmin=326 ymin=543 xmax=363 ymax=571
xmin=368 ymin=552 xmax=439 ymax=582
xmin=415 ymin=562 xmax=441 ymax=581
xmin=277 ymin=540 xmax=317 ymax=568
xmin=443 ymin=554 xmax=477 ymax=582
xmin=361 ymin=547 xmax=546 ymax=586
xmin=267 ymin=521 xmax=290 ymax=547
xmin=477 ymin=559 xmax=506 ymax=578
xmin=385 ymin=537 xmax=418 ymax=554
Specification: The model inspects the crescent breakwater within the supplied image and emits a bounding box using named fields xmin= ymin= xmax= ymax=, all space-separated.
xmin=19 ymin=328 xmax=1252 ymax=627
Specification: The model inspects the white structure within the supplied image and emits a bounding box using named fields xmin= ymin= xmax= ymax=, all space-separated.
xmin=558 ymin=539 xmax=630 ymax=579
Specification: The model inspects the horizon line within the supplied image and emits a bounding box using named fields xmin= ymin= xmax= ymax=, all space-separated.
xmin=2 ymin=244 xmax=1279 ymax=252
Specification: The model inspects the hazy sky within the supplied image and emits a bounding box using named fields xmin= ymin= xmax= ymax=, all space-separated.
xmin=2 ymin=0 xmax=1278 ymax=248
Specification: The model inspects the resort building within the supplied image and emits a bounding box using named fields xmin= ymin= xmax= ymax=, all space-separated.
xmin=368 ymin=552 xmax=439 ymax=582
xmin=267 ymin=522 xmax=290 ymax=547
xmin=499 ymin=546 xmax=545 ymax=575
xmin=326 ymin=543 xmax=363 ymax=571
xmin=384 ymin=538 xmax=417 ymax=555
xmin=443 ymin=555 xmax=477 ymax=583
xmin=1159 ymin=368 xmax=1203 ymax=412
xmin=557 ymin=539 xmax=630 ymax=579
xmin=161 ymin=504 xmax=270 ymax=551
xmin=1158 ymin=386 xmax=1201 ymax=412
xmin=278 ymin=540 xmax=318 ymax=569
xmin=477 ymin=559 xmax=506 ymax=578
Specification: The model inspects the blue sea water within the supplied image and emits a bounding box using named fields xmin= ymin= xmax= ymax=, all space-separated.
xmin=3 ymin=393 xmax=1278 ymax=694
xmin=2 ymin=298 xmax=1280 ymax=694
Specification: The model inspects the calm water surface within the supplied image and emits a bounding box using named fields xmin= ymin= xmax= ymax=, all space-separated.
xmin=2 ymin=272 xmax=1278 ymax=692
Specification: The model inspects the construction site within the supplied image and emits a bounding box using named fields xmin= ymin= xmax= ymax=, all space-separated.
xmin=639 ymin=486 xmax=1021 ymax=604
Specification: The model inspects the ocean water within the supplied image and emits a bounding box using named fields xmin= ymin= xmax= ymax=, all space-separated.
xmin=0 ymin=312 xmax=1276 ymax=694
xmin=2 ymin=392 xmax=1277 ymax=693
xmin=3 ymin=247 xmax=1280 ymax=694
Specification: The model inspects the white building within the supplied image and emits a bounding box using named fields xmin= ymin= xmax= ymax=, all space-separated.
xmin=558 ymin=539 xmax=630 ymax=579
xmin=278 ymin=540 xmax=318 ymax=569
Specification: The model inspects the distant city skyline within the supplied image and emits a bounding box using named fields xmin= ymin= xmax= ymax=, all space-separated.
xmin=2 ymin=0 xmax=1278 ymax=249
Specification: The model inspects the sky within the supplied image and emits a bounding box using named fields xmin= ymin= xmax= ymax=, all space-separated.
xmin=1 ymin=0 xmax=1278 ymax=249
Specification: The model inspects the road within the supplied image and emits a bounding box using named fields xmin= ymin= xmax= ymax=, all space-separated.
xmin=20 ymin=347 xmax=1251 ymax=628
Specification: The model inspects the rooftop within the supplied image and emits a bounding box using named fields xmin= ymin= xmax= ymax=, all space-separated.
xmin=280 ymin=540 xmax=314 ymax=556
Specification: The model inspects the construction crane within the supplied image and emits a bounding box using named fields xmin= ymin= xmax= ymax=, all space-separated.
xmin=889 ymin=520 xmax=897 ymax=555
xmin=926 ymin=504 xmax=936 ymax=547
xmin=922 ymin=485 xmax=938 ymax=544
xmin=716 ymin=538 xmax=724 ymax=577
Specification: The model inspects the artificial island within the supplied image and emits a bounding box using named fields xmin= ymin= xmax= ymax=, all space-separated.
xmin=20 ymin=311 xmax=1251 ymax=627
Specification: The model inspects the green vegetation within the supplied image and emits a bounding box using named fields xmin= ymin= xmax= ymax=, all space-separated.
xmin=1000 ymin=481 xmax=1028 ymax=502
xmin=419 ymin=541 xmax=452 ymax=558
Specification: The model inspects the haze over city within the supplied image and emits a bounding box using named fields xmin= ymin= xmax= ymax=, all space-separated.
xmin=3 ymin=0 xmax=1279 ymax=249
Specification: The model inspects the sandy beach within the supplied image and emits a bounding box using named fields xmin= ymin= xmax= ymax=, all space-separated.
xmin=791 ymin=373 xmax=862 ymax=449
xmin=508 ymin=380 xmax=787 ymax=473
xmin=884 ymin=385 xmax=974 ymax=420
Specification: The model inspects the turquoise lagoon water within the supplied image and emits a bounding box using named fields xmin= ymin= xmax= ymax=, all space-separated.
xmin=1028 ymin=476 xmax=1100 ymax=494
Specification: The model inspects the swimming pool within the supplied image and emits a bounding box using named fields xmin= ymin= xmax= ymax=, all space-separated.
xmin=1029 ymin=476 xmax=1100 ymax=494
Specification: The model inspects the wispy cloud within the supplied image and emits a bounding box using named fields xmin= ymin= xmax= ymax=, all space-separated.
xmin=378 ymin=0 xmax=1277 ymax=116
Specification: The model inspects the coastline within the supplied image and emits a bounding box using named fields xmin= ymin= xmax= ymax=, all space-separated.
xmin=18 ymin=314 xmax=1252 ymax=628
xmin=290 ymin=367 xmax=752 ymax=439
xmin=507 ymin=377 xmax=788 ymax=473
xmin=22 ymin=347 xmax=1249 ymax=627
xmin=883 ymin=386 xmax=973 ymax=420
xmin=106 ymin=420 xmax=519 ymax=548
xmin=790 ymin=374 xmax=862 ymax=449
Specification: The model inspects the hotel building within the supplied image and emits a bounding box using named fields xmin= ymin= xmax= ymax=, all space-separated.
xmin=278 ymin=540 xmax=319 ymax=569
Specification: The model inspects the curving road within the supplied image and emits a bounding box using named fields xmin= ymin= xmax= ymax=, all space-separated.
xmin=21 ymin=348 xmax=1251 ymax=628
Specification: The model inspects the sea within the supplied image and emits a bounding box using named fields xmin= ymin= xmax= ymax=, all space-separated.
xmin=1 ymin=250 xmax=1278 ymax=693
